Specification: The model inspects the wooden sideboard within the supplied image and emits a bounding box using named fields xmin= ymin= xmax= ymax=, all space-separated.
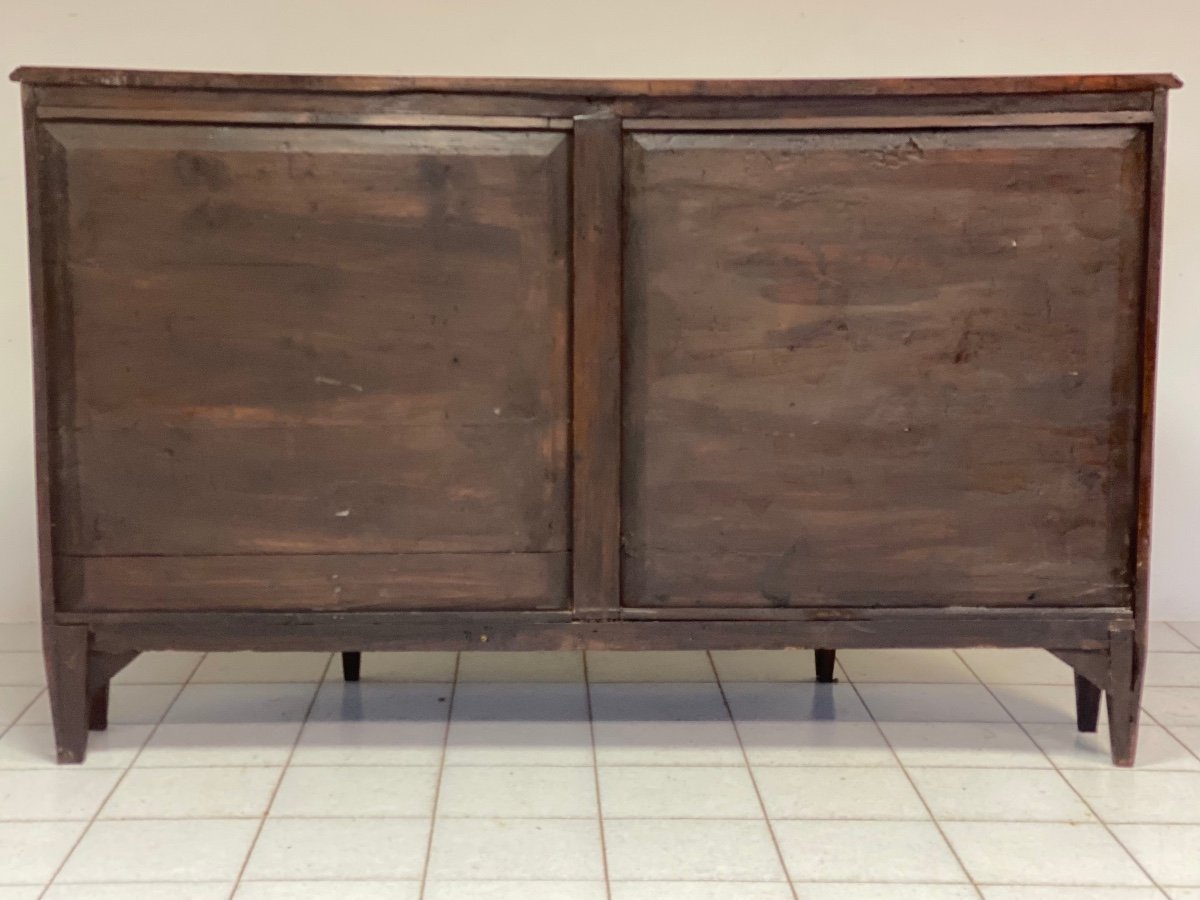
xmin=12 ymin=67 xmax=1178 ymax=764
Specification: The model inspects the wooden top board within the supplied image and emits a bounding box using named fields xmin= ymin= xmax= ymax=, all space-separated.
xmin=9 ymin=67 xmax=1182 ymax=96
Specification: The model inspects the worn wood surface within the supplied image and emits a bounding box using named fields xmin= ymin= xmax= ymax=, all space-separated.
xmin=77 ymin=607 xmax=1127 ymax=653
xmin=40 ymin=121 xmax=570 ymax=605
xmin=22 ymin=85 xmax=59 ymax=628
xmin=10 ymin=67 xmax=1181 ymax=95
xmin=17 ymin=70 xmax=1175 ymax=765
xmin=623 ymin=127 xmax=1148 ymax=609
xmin=626 ymin=112 xmax=1154 ymax=130
xmin=571 ymin=114 xmax=623 ymax=620
xmin=1053 ymin=649 xmax=1110 ymax=688
xmin=38 ymin=107 xmax=575 ymax=130
xmin=58 ymin=553 xmax=569 ymax=612
xmin=1130 ymin=88 xmax=1171 ymax=738
xmin=25 ymin=85 xmax=1163 ymax=128
xmin=58 ymin=424 xmax=566 ymax=556
xmin=1107 ymin=625 xmax=1139 ymax=765
xmin=44 ymin=625 xmax=89 ymax=763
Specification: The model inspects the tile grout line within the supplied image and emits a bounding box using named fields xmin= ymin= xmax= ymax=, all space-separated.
xmin=707 ymin=650 xmax=800 ymax=900
xmin=7 ymin=646 xmax=1195 ymax=894
xmin=18 ymin=810 xmax=1200 ymax=825
xmin=840 ymin=663 xmax=986 ymax=899
xmin=0 ymin=632 xmax=51 ymax=736
xmin=7 ymin=878 xmax=1190 ymax=892
xmin=227 ymin=657 xmax=328 ymax=899
xmin=955 ymin=651 xmax=1167 ymax=895
xmin=34 ymin=651 xmax=205 ymax=900
xmin=1165 ymin=622 xmax=1200 ymax=652
xmin=12 ymin=753 xmax=1193 ymax=773
xmin=582 ymin=652 xmax=613 ymax=900
xmin=1167 ymin=723 xmax=1200 ymax=767
xmin=14 ymin=757 xmax=1185 ymax=771
xmin=14 ymin=810 xmax=1200 ymax=825
xmin=0 ymin=687 xmax=46 ymax=743
xmin=1142 ymin=701 xmax=1200 ymax=768
xmin=1143 ymin=679 xmax=1200 ymax=766
xmin=417 ymin=651 xmax=461 ymax=900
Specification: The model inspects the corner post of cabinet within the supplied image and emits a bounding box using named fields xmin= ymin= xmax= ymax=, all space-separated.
xmin=571 ymin=111 xmax=624 ymax=621
xmin=1130 ymin=86 xmax=1171 ymax=718
xmin=20 ymin=84 xmax=58 ymax=632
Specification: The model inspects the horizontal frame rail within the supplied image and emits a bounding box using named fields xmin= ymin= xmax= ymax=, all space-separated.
xmin=68 ymin=607 xmax=1130 ymax=654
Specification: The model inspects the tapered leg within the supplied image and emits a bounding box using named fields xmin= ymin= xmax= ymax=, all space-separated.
xmin=342 ymin=651 xmax=362 ymax=682
xmin=88 ymin=683 xmax=110 ymax=731
xmin=1074 ymin=672 xmax=1101 ymax=733
xmin=814 ymin=649 xmax=837 ymax=683
xmin=1107 ymin=627 xmax=1139 ymax=767
xmin=45 ymin=625 xmax=90 ymax=764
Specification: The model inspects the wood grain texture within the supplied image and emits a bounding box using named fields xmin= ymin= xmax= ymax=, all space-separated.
xmin=1133 ymin=92 xmax=1169 ymax=627
xmin=26 ymin=85 xmax=1163 ymax=127
xmin=37 ymin=107 xmax=573 ymax=129
xmin=571 ymin=114 xmax=624 ymax=618
xmin=44 ymin=625 xmax=89 ymax=763
xmin=1107 ymin=624 xmax=1139 ymax=765
xmin=616 ymin=92 xmax=1160 ymax=118
xmin=42 ymin=123 xmax=570 ymax=565
xmin=57 ymin=553 xmax=569 ymax=612
xmin=1128 ymin=88 xmax=1171 ymax=757
xmin=17 ymin=72 xmax=1171 ymax=766
xmin=76 ymin=607 xmax=1128 ymax=653
xmin=625 ymin=112 xmax=1154 ymax=130
xmin=59 ymin=424 xmax=565 ymax=556
xmin=21 ymin=86 xmax=59 ymax=626
xmin=31 ymin=85 xmax=592 ymax=120
xmin=623 ymin=127 xmax=1148 ymax=608
xmin=10 ymin=67 xmax=1182 ymax=95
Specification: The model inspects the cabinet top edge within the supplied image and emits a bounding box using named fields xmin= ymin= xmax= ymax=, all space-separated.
xmin=9 ymin=67 xmax=1183 ymax=96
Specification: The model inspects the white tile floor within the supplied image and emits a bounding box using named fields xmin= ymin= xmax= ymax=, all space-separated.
xmin=0 ymin=623 xmax=1199 ymax=897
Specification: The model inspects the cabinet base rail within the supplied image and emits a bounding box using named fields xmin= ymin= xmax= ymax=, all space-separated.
xmin=43 ymin=608 xmax=1143 ymax=766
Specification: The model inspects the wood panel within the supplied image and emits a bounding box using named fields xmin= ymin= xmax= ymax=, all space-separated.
xmin=44 ymin=124 xmax=568 ymax=429
xmin=57 ymin=423 xmax=566 ymax=556
xmin=57 ymin=553 xmax=568 ymax=612
xmin=623 ymin=127 xmax=1148 ymax=608
xmin=40 ymin=121 xmax=570 ymax=605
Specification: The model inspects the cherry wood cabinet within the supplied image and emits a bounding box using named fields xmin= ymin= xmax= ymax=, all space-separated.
xmin=12 ymin=67 xmax=1178 ymax=764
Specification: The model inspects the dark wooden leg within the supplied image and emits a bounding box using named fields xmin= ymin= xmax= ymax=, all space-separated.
xmin=88 ymin=683 xmax=110 ymax=731
xmin=814 ymin=648 xmax=837 ymax=683
xmin=1107 ymin=626 xmax=1139 ymax=767
xmin=342 ymin=651 xmax=362 ymax=682
xmin=1074 ymin=672 xmax=1101 ymax=733
xmin=45 ymin=625 xmax=90 ymax=764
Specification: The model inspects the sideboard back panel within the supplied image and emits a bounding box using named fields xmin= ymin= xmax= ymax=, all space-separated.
xmin=41 ymin=122 xmax=571 ymax=610
xmin=12 ymin=68 xmax=1176 ymax=766
xmin=623 ymin=127 xmax=1147 ymax=609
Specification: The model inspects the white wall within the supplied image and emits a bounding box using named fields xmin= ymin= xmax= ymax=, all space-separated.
xmin=0 ymin=0 xmax=1196 ymax=621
